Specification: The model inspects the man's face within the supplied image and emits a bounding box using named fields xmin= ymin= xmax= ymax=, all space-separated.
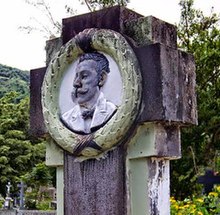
xmin=73 ymin=59 xmax=100 ymax=106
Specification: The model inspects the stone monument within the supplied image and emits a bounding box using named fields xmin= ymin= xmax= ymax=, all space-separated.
xmin=30 ymin=6 xmax=197 ymax=215
xmin=4 ymin=182 xmax=12 ymax=209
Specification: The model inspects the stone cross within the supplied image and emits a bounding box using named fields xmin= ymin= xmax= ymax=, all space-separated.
xmin=4 ymin=182 xmax=12 ymax=209
xmin=17 ymin=181 xmax=26 ymax=209
xmin=30 ymin=6 xmax=197 ymax=215
xmin=198 ymin=170 xmax=220 ymax=194
xmin=6 ymin=182 xmax=12 ymax=196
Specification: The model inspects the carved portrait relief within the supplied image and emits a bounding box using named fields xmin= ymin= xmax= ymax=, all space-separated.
xmin=59 ymin=52 xmax=122 ymax=134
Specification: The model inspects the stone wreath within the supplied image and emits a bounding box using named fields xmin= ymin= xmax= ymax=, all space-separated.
xmin=42 ymin=28 xmax=142 ymax=160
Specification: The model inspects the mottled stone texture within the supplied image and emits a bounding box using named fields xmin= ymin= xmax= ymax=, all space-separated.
xmin=30 ymin=67 xmax=46 ymax=136
xmin=30 ymin=37 xmax=63 ymax=137
xmin=154 ymin=123 xmax=181 ymax=159
xmin=62 ymin=6 xmax=142 ymax=44
xmin=45 ymin=37 xmax=62 ymax=66
xmin=148 ymin=158 xmax=170 ymax=215
xmin=64 ymin=144 xmax=127 ymax=215
xmin=134 ymin=43 xmax=197 ymax=125
xmin=127 ymin=123 xmax=181 ymax=159
xmin=124 ymin=16 xmax=177 ymax=48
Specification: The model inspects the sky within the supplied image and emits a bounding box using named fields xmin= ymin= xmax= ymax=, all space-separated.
xmin=0 ymin=0 xmax=219 ymax=71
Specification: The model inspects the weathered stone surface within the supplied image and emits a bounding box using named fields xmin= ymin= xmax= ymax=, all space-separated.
xmin=124 ymin=16 xmax=177 ymax=48
xmin=127 ymin=157 xmax=170 ymax=215
xmin=135 ymin=43 xmax=197 ymax=125
xmin=62 ymin=6 xmax=142 ymax=44
xmin=154 ymin=123 xmax=181 ymax=158
xmin=46 ymin=139 xmax=63 ymax=167
xmin=46 ymin=37 xmax=62 ymax=66
xmin=127 ymin=123 xmax=181 ymax=159
xmin=148 ymin=158 xmax=170 ymax=215
xmin=30 ymin=67 xmax=47 ymax=136
xmin=178 ymin=51 xmax=197 ymax=124
xmin=64 ymin=144 xmax=127 ymax=215
xmin=62 ymin=6 xmax=177 ymax=48
xmin=0 ymin=210 xmax=16 ymax=215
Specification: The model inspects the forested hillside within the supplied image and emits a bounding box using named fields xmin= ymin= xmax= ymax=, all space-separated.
xmin=0 ymin=65 xmax=53 ymax=198
xmin=0 ymin=64 xmax=29 ymax=101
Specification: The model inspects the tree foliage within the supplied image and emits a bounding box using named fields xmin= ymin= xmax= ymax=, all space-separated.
xmin=171 ymin=0 xmax=220 ymax=199
xmin=23 ymin=162 xmax=53 ymax=188
xmin=0 ymin=64 xmax=29 ymax=101
xmin=21 ymin=162 xmax=55 ymax=210
xmin=0 ymin=92 xmax=46 ymax=196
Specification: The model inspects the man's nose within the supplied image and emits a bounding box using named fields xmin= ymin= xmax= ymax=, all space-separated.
xmin=73 ymin=77 xmax=82 ymax=88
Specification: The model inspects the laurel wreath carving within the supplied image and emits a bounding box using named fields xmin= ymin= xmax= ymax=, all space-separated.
xmin=41 ymin=29 xmax=142 ymax=161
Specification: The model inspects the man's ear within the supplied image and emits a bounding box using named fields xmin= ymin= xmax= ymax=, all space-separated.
xmin=98 ymin=71 xmax=107 ymax=87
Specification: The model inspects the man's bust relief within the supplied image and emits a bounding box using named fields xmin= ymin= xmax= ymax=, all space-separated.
xmin=60 ymin=52 xmax=117 ymax=134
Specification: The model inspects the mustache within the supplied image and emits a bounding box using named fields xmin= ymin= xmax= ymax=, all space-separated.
xmin=71 ymin=90 xmax=77 ymax=100
xmin=75 ymin=89 xmax=78 ymax=98
xmin=71 ymin=88 xmax=88 ymax=99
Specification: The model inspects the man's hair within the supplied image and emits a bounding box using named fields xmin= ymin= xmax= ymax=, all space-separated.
xmin=78 ymin=52 xmax=110 ymax=78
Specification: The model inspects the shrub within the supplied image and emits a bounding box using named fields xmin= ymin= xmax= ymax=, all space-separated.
xmin=171 ymin=186 xmax=220 ymax=214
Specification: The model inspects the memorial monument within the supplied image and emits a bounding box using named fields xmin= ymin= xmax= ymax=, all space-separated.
xmin=30 ymin=6 xmax=197 ymax=215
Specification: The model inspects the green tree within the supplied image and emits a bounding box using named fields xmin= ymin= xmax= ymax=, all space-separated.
xmin=0 ymin=92 xmax=46 ymax=196
xmin=171 ymin=0 xmax=220 ymax=199
xmin=22 ymin=162 xmax=54 ymax=188
xmin=22 ymin=162 xmax=55 ymax=209
xmin=0 ymin=64 xmax=29 ymax=100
